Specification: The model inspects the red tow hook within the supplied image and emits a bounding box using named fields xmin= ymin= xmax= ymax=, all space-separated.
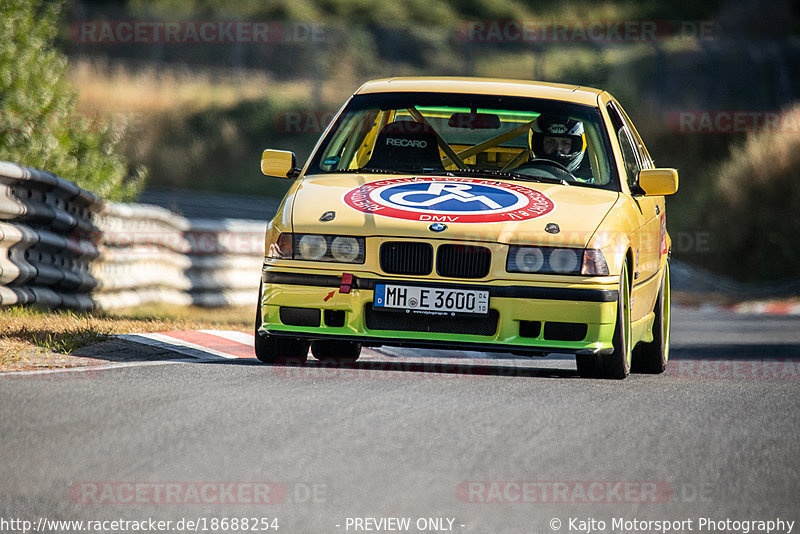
xmin=339 ymin=273 xmax=354 ymax=294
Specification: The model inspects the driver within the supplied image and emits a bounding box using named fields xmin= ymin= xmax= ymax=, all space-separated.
xmin=528 ymin=115 xmax=592 ymax=181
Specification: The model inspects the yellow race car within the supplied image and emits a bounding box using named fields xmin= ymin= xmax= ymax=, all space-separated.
xmin=256 ymin=77 xmax=678 ymax=379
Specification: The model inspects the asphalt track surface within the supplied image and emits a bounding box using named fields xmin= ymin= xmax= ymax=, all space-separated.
xmin=1 ymin=307 xmax=798 ymax=534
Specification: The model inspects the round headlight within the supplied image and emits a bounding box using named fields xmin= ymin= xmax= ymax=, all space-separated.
xmin=513 ymin=247 xmax=544 ymax=272
xmin=548 ymin=248 xmax=580 ymax=273
xmin=330 ymin=236 xmax=360 ymax=262
xmin=297 ymin=235 xmax=327 ymax=260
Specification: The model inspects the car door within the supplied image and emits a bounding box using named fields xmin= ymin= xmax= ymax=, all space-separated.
xmin=606 ymin=102 xmax=662 ymax=321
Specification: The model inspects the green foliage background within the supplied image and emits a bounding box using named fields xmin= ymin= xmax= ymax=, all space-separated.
xmin=2 ymin=0 xmax=797 ymax=281
xmin=0 ymin=0 xmax=144 ymax=201
xmin=703 ymin=104 xmax=800 ymax=282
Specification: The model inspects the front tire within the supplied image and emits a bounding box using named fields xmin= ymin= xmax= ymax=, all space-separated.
xmin=632 ymin=262 xmax=670 ymax=374
xmin=577 ymin=261 xmax=632 ymax=379
xmin=254 ymin=282 xmax=309 ymax=364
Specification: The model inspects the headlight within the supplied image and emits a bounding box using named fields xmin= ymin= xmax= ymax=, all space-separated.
xmin=268 ymin=233 xmax=365 ymax=263
xmin=511 ymin=247 xmax=544 ymax=272
xmin=298 ymin=235 xmax=327 ymax=260
xmin=549 ymin=248 xmax=580 ymax=273
xmin=330 ymin=236 xmax=360 ymax=262
xmin=507 ymin=246 xmax=608 ymax=275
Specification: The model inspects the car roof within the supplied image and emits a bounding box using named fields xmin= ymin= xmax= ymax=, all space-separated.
xmin=354 ymin=77 xmax=604 ymax=107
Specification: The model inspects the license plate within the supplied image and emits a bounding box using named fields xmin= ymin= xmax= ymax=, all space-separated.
xmin=374 ymin=284 xmax=489 ymax=315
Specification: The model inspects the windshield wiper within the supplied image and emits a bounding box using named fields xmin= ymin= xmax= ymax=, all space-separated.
xmin=332 ymin=167 xmax=399 ymax=174
xmin=416 ymin=169 xmax=456 ymax=176
xmin=450 ymin=168 xmax=569 ymax=186
xmin=329 ymin=166 xmax=565 ymax=184
xmin=332 ymin=168 xmax=458 ymax=176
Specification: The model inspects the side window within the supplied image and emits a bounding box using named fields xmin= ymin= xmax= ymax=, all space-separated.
xmin=615 ymin=103 xmax=653 ymax=169
xmin=617 ymin=130 xmax=641 ymax=189
xmin=606 ymin=103 xmax=641 ymax=189
xmin=318 ymin=110 xmax=380 ymax=171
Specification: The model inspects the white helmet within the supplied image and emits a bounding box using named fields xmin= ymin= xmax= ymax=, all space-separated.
xmin=530 ymin=115 xmax=587 ymax=172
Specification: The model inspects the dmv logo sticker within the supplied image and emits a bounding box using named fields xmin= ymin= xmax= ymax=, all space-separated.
xmin=343 ymin=177 xmax=554 ymax=223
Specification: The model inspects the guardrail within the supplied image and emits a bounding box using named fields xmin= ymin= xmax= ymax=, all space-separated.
xmin=0 ymin=161 xmax=264 ymax=310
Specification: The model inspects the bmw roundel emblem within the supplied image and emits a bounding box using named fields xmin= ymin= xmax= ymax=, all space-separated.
xmin=429 ymin=223 xmax=447 ymax=232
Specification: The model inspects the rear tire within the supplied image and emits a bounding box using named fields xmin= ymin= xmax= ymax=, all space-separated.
xmin=311 ymin=340 xmax=362 ymax=363
xmin=254 ymin=282 xmax=309 ymax=364
xmin=576 ymin=261 xmax=631 ymax=379
xmin=632 ymin=262 xmax=670 ymax=374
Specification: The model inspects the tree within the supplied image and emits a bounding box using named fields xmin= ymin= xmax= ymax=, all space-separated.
xmin=0 ymin=0 xmax=144 ymax=200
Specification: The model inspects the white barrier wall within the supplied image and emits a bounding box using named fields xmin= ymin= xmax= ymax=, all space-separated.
xmin=0 ymin=161 xmax=265 ymax=310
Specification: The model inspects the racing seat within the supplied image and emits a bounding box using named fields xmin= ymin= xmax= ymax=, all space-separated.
xmin=365 ymin=120 xmax=444 ymax=173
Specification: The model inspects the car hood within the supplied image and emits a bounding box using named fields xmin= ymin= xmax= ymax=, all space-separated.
xmin=289 ymin=174 xmax=619 ymax=248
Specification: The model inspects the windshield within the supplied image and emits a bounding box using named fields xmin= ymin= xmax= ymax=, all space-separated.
xmin=305 ymin=92 xmax=618 ymax=189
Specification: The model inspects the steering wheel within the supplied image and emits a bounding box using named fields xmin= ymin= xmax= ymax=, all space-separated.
xmin=514 ymin=158 xmax=577 ymax=181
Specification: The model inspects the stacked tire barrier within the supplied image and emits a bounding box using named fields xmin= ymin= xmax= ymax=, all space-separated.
xmin=0 ymin=162 xmax=102 ymax=310
xmin=0 ymin=162 xmax=265 ymax=310
xmin=91 ymin=204 xmax=265 ymax=309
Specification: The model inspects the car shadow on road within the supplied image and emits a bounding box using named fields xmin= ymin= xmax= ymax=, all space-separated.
xmin=193 ymin=358 xmax=577 ymax=379
xmin=70 ymin=337 xmax=580 ymax=378
xmin=73 ymin=335 xmax=800 ymax=381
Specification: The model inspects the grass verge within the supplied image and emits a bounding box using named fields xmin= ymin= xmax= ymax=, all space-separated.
xmin=0 ymin=305 xmax=253 ymax=372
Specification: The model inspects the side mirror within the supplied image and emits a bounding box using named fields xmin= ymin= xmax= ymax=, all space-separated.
xmin=261 ymin=149 xmax=300 ymax=178
xmin=637 ymin=168 xmax=679 ymax=196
